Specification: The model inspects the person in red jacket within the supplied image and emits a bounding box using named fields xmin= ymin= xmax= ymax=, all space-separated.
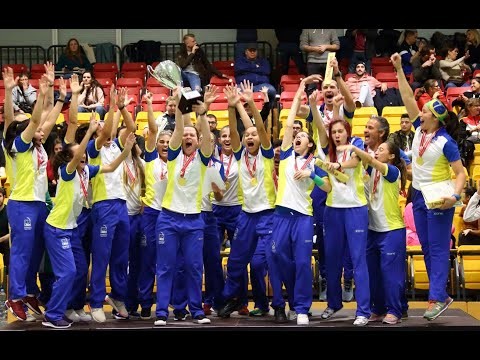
xmin=414 ymin=79 xmax=447 ymax=110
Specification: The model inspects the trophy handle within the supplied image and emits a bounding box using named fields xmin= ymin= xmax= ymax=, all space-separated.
xmin=147 ymin=65 xmax=156 ymax=78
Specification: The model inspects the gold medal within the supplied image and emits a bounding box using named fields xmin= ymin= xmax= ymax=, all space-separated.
xmin=250 ymin=177 xmax=258 ymax=186
xmin=416 ymin=157 xmax=424 ymax=165
xmin=178 ymin=177 xmax=187 ymax=186
xmin=225 ymin=181 xmax=230 ymax=190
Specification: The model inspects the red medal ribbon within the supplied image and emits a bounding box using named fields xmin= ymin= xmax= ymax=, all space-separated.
xmin=418 ymin=130 xmax=438 ymax=158
xmin=180 ymin=152 xmax=196 ymax=178
xmin=294 ymin=153 xmax=314 ymax=172
xmin=79 ymin=170 xmax=89 ymax=201
xmin=371 ymin=169 xmax=381 ymax=196
xmin=159 ymin=160 xmax=166 ymax=181
xmin=124 ymin=161 xmax=137 ymax=185
xmin=273 ymin=169 xmax=278 ymax=190
xmin=221 ymin=152 xmax=234 ymax=178
xmin=244 ymin=152 xmax=257 ymax=179
xmin=36 ymin=147 xmax=45 ymax=169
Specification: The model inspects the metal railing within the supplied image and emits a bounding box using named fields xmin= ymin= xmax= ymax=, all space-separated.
xmin=47 ymin=44 xmax=123 ymax=69
xmin=0 ymin=46 xmax=46 ymax=71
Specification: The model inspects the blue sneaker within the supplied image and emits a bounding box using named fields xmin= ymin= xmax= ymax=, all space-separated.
xmin=42 ymin=316 xmax=71 ymax=329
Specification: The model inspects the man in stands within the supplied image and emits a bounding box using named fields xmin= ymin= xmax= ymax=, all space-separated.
xmin=388 ymin=113 xmax=414 ymax=156
xmin=346 ymin=61 xmax=387 ymax=108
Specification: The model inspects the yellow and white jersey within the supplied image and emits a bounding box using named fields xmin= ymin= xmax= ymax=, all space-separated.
xmin=2 ymin=140 xmax=16 ymax=189
xmin=325 ymin=143 xmax=367 ymax=208
xmin=87 ymin=138 xmax=126 ymax=204
xmin=275 ymin=146 xmax=321 ymax=216
xmin=123 ymin=157 xmax=145 ymax=215
xmin=411 ymin=126 xmax=460 ymax=190
xmin=161 ymin=146 xmax=209 ymax=214
xmin=233 ymin=144 xmax=276 ymax=213
xmin=142 ymin=148 xmax=167 ymax=211
xmin=47 ymin=164 xmax=100 ymax=229
xmin=212 ymin=151 xmax=242 ymax=206
xmin=9 ymin=136 xmax=47 ymax=202
xmin=201 ymin=158 xmax=224 ymax=212
xmin=367 ymin=164 xmax=405 ymax=232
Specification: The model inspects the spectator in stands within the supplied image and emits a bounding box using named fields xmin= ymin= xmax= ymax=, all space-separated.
xmin=459 ymin=98 xmax=480 ymax=143
xmin=207 ymin=113 xmax=220 ymax=143
xmin=300 ymin=29 xmax=340 ymax=95
xmin=398 ymin=30 xmax=419 ymax=76
xmin=77 ymin=71 xmax=106 ymax=120
xmin=274 ymin=28 xmax=306 ymax=76
xmin=346 ymin=61 xmax=387 ymax=108
xmin=234 ymin=45 xmax=276 ymax=108
xmin=176 ymin=33 xmax=228 ymax=93
xmin=439 ymin=42 xmax=471 ymax=90
xmin=388 ymin=113 xmax=414 ymax=155
xmin=414 ymin=79 xmax=447 ymax=111
xmin=452 ymin=76 xmax=480 ymax=111
xmin=12 ymin=72 xmax=37 ymax=115
xmin=345 ymin=29 xmax=378 ymax=74
xmin=144 ymin=95 xmax=176 ymax=137
xmin=292 ymin=120 xmax=303 ymax=137
xmin=459 ymin=186 xmax=480 ymax=246
xmin=465 ymin=29 xmax=480 ymax=72
xmin=235 ymin=29 xmax=258 ymax=59
xmin=55 ymin=38 xmax=92 ymax=77
xmin=411 ymin=44 xmax=443 ymax=91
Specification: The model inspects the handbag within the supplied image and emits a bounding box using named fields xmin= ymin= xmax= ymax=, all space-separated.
xmin=18 ymin=102 xmax=33 ymax=113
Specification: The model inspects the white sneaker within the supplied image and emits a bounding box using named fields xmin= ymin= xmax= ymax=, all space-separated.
xmin=193 ymin=316 xmax=211 ymax=324
xmin=287 ymin=310 xmax=297 ymax=320
xmin=105 ymin=295 xmax=128 ymax=318
xmin=65 ymin=309 xmax=81 ymax=323
xmin=75 ymin=309 xmax=92 ymax=322
xmin=353 ymin=316 xmax=369 ymax=326
xmin=25 ymin=313 xmax=37 ymax=322
xmin=297 ymin=313 xmax=309 ymax=326
xmin=154 ymin=318 xmax=167 ymax=326
xmin=90 ymin=307 xmax=106 ymax=323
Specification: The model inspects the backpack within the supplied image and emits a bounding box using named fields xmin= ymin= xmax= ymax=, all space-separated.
xmin=458 ymin=138 xmax=475 ymax=168
xmin=373 ymin=88 xmax=404 ymax=115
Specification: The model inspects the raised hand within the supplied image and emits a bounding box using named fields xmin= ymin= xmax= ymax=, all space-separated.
xmin=87 ymin=115 xmax=99 ymax=134
xmin=58 ymin=77 xmax=67 ymax=99
xmin=302 ymin=74 xmax=323 ymax=85
xmin=70 ymin=73 xmax=82 ymax=94
xmin=309 ymin=90 xmax=320 ymax=107
xmin=44 ymin=61 xmax=55 ymax=85
xmin=390 ymin=53 xmax=401 ymax=70
xmin=143 ymin=91 xmax=153 ymax=105
xmin=293 ymin=169 xmax=311 ymax=181
xmin=336 ymin=144 xmax=352 ymax=152
xmin=203 ymin=84 xmax=219 ymax=106
xmin=116 ymin=87 xmax=128 ymax=109
xmin=39 ymin=74 xmax=50 ymax=96
xmin=240 ymin=80 xmax=254 ymax=103
xmin=124 ymin=132 xmax=137 ymax=151
xmin=2 ymin=67 xmax=17 ymax=90
xmin=223 ymin=84 xmax=241 ymax=107
xmin=333 ymin=94 xmax=345 ymax=107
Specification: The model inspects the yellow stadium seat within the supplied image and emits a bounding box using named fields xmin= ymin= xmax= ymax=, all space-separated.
xmin=208 ymin=110 xmax=229 ymax=129
xmin=407 ymin=245 xmax=429 ymax=299
xmin=352 ymin=117 xmax=369 ymax=127
xmin=55 ymin=113 xmax=64 ymax=125
xmin=352 ymin=106 xmax=378 ymax=123
xmin=453 ymin=213 xmax=464 ymax=244
xmin=77 ymin=112 xmax=100 ymax=124
xmin=278 ymin=108 xmax=306 ymax=128
xmin=472 ymin=166 xmax=480 ymax=184
xmin=457 ymin=245 xmax=480 ymax=299
xmin=381 ymin=106 xmax=407 ymax=126
xmin=352 ymin=125 xmax=365 ymax=138
xmin=475 ymin=144 xmax=480 ymax=157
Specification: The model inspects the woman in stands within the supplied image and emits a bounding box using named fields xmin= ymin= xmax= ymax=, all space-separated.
xmin=392 ymin=52 xmax=466 ymax=321
xmin=439 ymin=42 xmax=471 ymax=90
xmin=337 ymin=140 xmax=407 ymax=325
xmin=465 ymin=29 xmax=480 ymax=72
xmin=55 ymin=38 xmax=92 ymax=76
xmin=12 ymin=71 xmax=37 ymax=115
xmin=153 ymin=85 xmax=213 ymax=326
xmin=459 ymin=98 xmax=480 ymax=143
xmin=77 ymin=71 xmax=106 ymax=120
xmin=415 ymin=79 xmax=447 ymax=111
xmin=312 ymin=90 xmax=370 ymax=326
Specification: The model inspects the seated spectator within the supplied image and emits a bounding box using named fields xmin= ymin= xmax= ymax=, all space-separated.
xmin=176 ymin=33 xmax=227 ymax=93
xmin=77 ymin=71 xmax=106 ymax=120
xmin=346 ymin=61 xmax=387 ymax=108
xmin=411 ymin=44 xmax=443 ymax=91
xmin=452 ymin=75 xmax=480 ymax=111
xmin=465 ymin=29 xmax=480 ymax=72
xmin=459 ymin=186 xmax=480 ymax=246
xmin=388 ymin=113 xmax=414 ymax=155
xmin=398 ymin=30 xmax=419 ymax=76
xmin=234 ymin=43 xmax=277 ymax=108
xmin=54 ymin=38 xmax=92 ymax=77
xmin=459 ymin=98 xmax=480 ymax=143
xmin=439 ymin=42 xmax=471 ymax=90
xmin=12 ymin=71 xmax=37 ymax=114
xmin=414 ymin=79 xmax=447 ymax=111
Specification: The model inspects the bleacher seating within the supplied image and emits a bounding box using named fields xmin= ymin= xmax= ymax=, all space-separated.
xmin=457 ymin=245 xmax=480 ymax=300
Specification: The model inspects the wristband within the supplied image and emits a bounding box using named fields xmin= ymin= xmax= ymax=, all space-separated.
xmin=313 ymin=175 xmax=325 ymax=187
xmin=57 ymin=98 xmax=65 ymax=103
xmin=48 ymin=83 xmax=54 ymax=87
xmin=452 ymin=194 xmax=461 ymax=202
xmin=337 ymin=162 xmax=342 ymax=170
xmin=118 ymin=105 xmax=125 ymax=111
xmin=198 ymin=110 xmax=207 ymax=116
xmin=333 ymin=71 xmax=342 ymax=78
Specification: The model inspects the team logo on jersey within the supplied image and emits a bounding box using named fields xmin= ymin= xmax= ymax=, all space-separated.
xmin=271 ymin=240 xmax=276 ymax=254
xmin=24 ymin=217 xmax=32 ymax=230
xmin=61 ymin=237 xmax=70 ymax=249
xmin=233 ymin=228 xmax=239 ymax=242
xmin=158 ymin=232 xmax=165 ymax=245
xmin=100 ymin=225 xmax=108 ymax=237
xmin=140 ymin=234 xmax=147 ymax=247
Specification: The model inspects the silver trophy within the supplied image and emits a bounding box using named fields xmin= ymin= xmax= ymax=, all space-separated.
xmin=147 ymin=60 xmax=202 ymax=114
